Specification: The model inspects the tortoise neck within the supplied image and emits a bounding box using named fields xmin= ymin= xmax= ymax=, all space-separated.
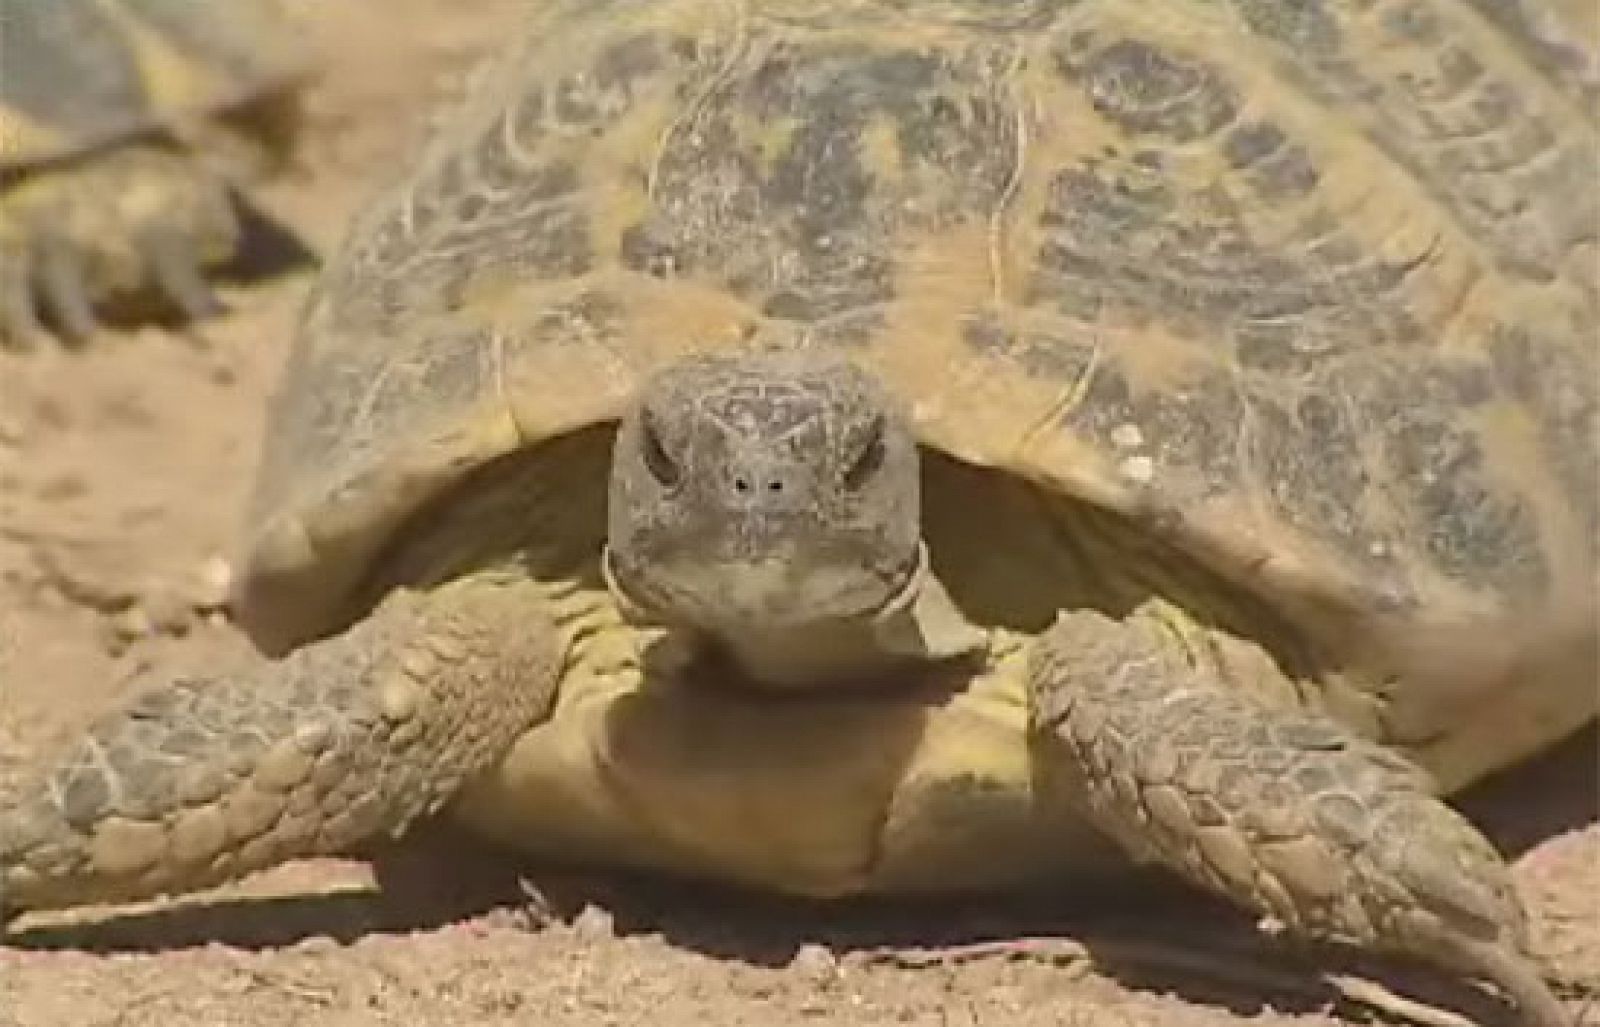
xmin=604 ymin=541 xmax=988 ymax=689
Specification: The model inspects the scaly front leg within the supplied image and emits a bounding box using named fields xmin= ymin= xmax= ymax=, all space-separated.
xmin=1 ymin=572 xmax=562 ymax=920
xmin=1028 ymin=602 xmax=1567 ymax=1027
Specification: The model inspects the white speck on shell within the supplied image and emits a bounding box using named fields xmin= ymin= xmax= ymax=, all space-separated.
xmin=1110 ymin=423 xmax=1144 ymax=449
xmin=1119 ymin=454 xmax=1155 ymax=484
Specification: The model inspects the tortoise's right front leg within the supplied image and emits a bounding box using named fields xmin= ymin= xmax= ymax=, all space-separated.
xmin=1 ymin=573 xmax=563 ymax=920
xmin=1028 ymin=603 xmax=1569 ymax=1026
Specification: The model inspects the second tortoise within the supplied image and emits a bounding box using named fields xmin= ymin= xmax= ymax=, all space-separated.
xmin=0 ymin=0 xmax=308 ymax=346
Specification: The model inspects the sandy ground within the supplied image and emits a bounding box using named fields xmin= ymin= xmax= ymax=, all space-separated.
xmin=1 ymin=3 xmax=1596 ymax=1025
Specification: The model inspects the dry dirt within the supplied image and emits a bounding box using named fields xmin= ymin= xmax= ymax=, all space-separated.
xmin=1 ymin=4 xmax=1596 ymax=1026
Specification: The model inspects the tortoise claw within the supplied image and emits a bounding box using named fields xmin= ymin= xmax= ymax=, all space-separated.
xmin=143 ymin=229 xmax=225 ymax=322
xmin=0 ymin=251 xmax=44 ymax=352
xmin=35 ymin=237 xmax=98 ymax=345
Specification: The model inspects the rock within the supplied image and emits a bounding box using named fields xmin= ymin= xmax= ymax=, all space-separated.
xmin=571 ymin=902 xmax=615 ymax=942
xmin=788 ymin=943 xmax=838 ymax=986
xmin=192 ymin=555 xmax=234 ymax=612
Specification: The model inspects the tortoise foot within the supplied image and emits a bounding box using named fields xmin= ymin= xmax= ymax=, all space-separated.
xmin=1 ymin=144 xmax=239 ymax=349
xmin=1030 ymin=603 xmax=1569 ymax=1027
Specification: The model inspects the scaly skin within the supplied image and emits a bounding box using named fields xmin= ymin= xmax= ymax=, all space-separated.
xmin=1030 ymin=602 xmax=1567 ymax=1027
xmin=0 ymin=572 xmax=561 ymax=916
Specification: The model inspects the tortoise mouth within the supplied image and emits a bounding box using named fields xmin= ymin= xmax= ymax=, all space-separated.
xmin=600 ymin=541 xmax=919 ymax=635
xmin=600 ymin=539 xmax=988 ymax=689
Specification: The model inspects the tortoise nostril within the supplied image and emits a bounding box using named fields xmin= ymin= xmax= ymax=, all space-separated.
xmin=731 ymin=473 xmax=788 ymax=497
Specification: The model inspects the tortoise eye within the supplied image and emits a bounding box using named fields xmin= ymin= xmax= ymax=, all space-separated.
xmin=842 ymin=415 xmax=886 ymax=491
xmin=640 ymin=412 xmax=681 ymax=488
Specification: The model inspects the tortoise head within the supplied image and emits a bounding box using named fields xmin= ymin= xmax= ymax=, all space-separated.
xmin=603 ymin=350 xmax=926 ymax=663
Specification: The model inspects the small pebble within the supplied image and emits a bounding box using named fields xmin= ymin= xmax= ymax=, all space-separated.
xmin=788 ymin=942 xmax=838 ymax=985
xmin=193 ymin=555 xmax=234 ymax=611
xmin=141 ymin=589 xmax=194 ymax=636
xmin=571 ymin=902 xmax=615 ymax=942
xmin=109 ymin=605 xmax=154 ymax=644
xmin=292 ymin=935 xmax=339 ymax=956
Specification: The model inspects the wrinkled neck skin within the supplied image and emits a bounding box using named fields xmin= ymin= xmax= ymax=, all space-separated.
xmin=602 ymin=540 xmax=987 ymax=688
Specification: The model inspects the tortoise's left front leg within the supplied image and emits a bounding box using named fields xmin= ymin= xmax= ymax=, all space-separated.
xmin=1027 ymin=604 xmax=1568 ymax=1027
xmin=0 ymin=573 xmax=562 ymax=923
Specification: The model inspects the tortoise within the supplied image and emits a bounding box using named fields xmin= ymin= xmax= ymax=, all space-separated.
xmin=3 ymin=0 xmax=1596 ymax=1022
xmin=0 ymin=0 xmax=309 ymax=347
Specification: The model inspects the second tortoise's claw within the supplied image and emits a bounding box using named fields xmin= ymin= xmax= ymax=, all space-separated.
xmin=0 ymin=248 xmax=44 ymax=351
xmin=142 ymin=228 xmax=226 ymax=323
xmin=34 ymin=236 xmax=99 ymax=345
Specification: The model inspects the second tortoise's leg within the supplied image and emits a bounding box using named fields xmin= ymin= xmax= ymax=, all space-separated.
xmin=0 ymin=143 xmax=239 ymax=349
xmin=1028 ymin=603 xmax=1568 ymax=1027
xmin=0 ymin=573 xmax=562 ymax=919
